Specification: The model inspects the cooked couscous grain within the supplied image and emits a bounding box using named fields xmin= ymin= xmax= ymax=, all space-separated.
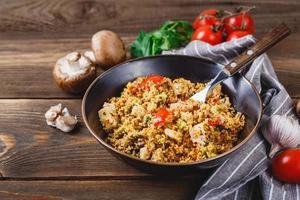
xmin=99 ymin=75 xmax=245 ymax=163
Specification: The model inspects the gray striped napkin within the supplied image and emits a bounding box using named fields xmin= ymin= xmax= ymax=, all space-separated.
xmin=163 ymin=35 xmax=300 ymax=200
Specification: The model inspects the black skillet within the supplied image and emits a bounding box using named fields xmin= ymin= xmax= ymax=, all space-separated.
xmin=82 ymin=24 xmax=290 ymax=175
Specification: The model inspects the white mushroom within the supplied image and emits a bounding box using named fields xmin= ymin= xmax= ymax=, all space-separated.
xmin=83 ymin=50 xmax=97 ymax=64
xmin=45 ymin=104 xmax=78 ymax=133
xmin=91 ymin=30 xmax=126 ymax=70
xmin=53 ymin=51 xmax=96 ymax=94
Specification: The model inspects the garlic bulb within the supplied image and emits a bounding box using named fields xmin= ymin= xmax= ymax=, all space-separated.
xmin=262 ymin=115 xmax=300 ymax=158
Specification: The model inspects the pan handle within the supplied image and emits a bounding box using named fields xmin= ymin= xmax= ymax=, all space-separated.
xmin=224 ymin=23 xmax=291 ymax=76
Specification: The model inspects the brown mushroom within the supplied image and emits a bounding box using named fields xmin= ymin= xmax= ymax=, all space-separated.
xmin=91 ymin=30 xmax=126 ymax=70
xmin=53 ymin=51 xmax=96 ymax=94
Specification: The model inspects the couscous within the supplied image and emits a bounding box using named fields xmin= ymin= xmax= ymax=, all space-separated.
xmin=99 ymin=75 xmax=245 ymax=163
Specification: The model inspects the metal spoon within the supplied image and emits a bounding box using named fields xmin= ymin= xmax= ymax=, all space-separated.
xmin=191 ymin=23 xmax=291 ymax=103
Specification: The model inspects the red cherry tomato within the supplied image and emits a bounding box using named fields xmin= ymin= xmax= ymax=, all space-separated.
xmin=154 ymin=108 xmax=171 ymax=126
xmin=224 ymin=12 xmax=254 ymax=35
xmin=226 ymin=30 xmax=251 ymax=41
xmin=138 ymin=75 xmax=164 ymax=90
xmin=193 ymin=9 xmax=221 ymax=30
xmin=208 ymin=117 xmax=221 ymax=127
xmin=272 ymin=148 xmax=300 ymax=183
xmin=191 ymin=25 xmax=223 ymax=45
xmin=145 ymin=75 xmax=164 ymax=84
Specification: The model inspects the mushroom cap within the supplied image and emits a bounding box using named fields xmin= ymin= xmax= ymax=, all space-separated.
xmin=91 ymin=30 xmax=126 ymax=70
xmin=53 ymin=52 xmax=96 ymax=94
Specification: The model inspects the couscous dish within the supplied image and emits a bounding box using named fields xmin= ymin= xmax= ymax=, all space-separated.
xmin=98 ymin=75 xmax=245 ymax=163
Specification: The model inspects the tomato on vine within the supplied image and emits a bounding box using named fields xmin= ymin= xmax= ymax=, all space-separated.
xmin=193 ymin=9 xmax=224 ymax=30
xmin=224 ymin=11 xmax=255 ymax=35
xmin=191 ymin=25 xmax=223 ymax=45
xmin=226 ymin=30 xmax=251 ymax=41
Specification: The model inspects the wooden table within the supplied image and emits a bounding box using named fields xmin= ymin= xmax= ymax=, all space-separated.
xmin=0 ymin=0 xmax=299 ymax=199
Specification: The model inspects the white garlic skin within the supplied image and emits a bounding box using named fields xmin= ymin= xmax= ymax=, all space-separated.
xmin=45 ymin=103 xmax=78 ymax=133
xmin=262 ymin=115 xmax=300 ymax=158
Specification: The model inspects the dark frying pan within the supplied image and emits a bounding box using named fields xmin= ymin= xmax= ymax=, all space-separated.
xmin=82 ymin=24 xmax=290 ymax=175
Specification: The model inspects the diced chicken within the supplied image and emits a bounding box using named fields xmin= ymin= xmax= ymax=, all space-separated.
xmin=189 ymin=123 xmax=207 ymax=145
xmin=170 ymin=101 xmax=194 ymax=112
xmin=98 ymin=102 xmax=118 ymax=130
xmin=131 ymin=104 xmax=146 ymax=118
xmin=164 ymin=128 xmax=183 ymax=142
xmin=139 ymin=146 xmax=150 ymax=160
xmin=151 ymin=148 xmax=163 ymax=162
xmin=102 ymin=102 xmax=116 ymax=113
xmin=172 ymin=82 xmax=188 ymax=96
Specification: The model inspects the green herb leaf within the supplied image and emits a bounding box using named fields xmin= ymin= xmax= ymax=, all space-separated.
xmin=130 ymin=21 xmax=193 ymax=58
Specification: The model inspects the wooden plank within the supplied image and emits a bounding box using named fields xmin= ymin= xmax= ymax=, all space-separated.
xmin=0 ymin=99 xmax=149 ymax=178
xmin=0 ymin=33 xmax=299 ymax=99
xmin=0 ymin=98 xmax=298 ymax=178
xmin=0 ymin=0 xmax=299 ymax=34
xmin=0 ymin=179 xmax=203 ymax=200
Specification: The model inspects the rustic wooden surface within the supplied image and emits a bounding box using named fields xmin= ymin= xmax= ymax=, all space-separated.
xmin=0 ymin=0 xmax=299 ymax=199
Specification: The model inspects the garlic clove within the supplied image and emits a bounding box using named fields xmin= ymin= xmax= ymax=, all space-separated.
xmin=45 ymin=104 xmax=78 ymax=133
xmin=55 ymin=115 xmax=78 ymax=133
xmin=62 ymin=107 xmax=71 ymax=117
xmin=45 ymin=103 xmax=63 ymax=126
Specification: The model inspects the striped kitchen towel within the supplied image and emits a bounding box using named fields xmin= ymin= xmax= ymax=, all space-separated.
xmin=163 ymin=35 xmax=300 ymax=200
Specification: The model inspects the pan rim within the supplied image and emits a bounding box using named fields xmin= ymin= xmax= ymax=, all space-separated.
xmin=82 ymin=55 xmax=263 ymax=167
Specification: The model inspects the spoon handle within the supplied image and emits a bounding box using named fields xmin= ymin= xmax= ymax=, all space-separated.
xmin=224 ymin=23 xmax=291 ymax=76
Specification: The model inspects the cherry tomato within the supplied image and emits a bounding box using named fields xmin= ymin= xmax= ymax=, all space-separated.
xmin=272 ymin=148 xmax=300 ymax=183
xmin=144 ymin=75 xmax=164 ymax=84
xmin=224 ymin=12 xmax=254 ymax=34
xmin=154 ymin=108 xmax=171 ymax=126
xmin=191 ymin=25 xmax=223 ymax=45
xmin=226 ymin=30 xmax=251 ymax=41
xmin=138 ymin=75 xmax=164 ymax=90
xmin=208 ymin=117 xmax=221 ymax=127
xmin=193 ymin=9 xmax=221 ymax=30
